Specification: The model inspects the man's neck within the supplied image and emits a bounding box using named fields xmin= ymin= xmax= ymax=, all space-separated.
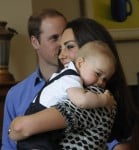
xmin=39 ymin=64 xmax=58 ymax=81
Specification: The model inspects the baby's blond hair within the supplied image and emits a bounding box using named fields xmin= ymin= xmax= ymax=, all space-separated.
xmin=75 ymin=41 xmax=116 ymax=66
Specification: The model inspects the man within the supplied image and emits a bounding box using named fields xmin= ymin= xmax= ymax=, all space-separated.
xmin=2 ymin=8 xmax=67 ymax=149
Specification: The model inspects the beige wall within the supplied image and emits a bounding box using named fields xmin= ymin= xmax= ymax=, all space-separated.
xmin=32 ymin=0 xmax=81 ymax=21
xmin=117 ymin=41 xmax=139 ymax=85
xmin=0 ymin=0 xmax=37 ymax=81
xmin=0 ymin=0 xmax=139 ymax=85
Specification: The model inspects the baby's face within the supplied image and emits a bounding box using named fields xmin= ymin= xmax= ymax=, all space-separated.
xmin=78 ymin=54 xmax=115 ymax=88
xmin=59 ymin=29 xmax=79 ymax=66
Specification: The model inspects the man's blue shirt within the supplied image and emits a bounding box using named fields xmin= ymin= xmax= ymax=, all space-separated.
xmin=107 ymin=140 xmax=119 ymax=150
xmin=2 ymin=68 xmax=45 ymax=150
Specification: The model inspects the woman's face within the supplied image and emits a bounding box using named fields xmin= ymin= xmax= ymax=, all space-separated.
xmin=59 ymin=29 xmax=79 ymax=66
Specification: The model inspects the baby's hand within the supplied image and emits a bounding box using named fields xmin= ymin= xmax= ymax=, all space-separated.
xmin=103 ymin=90 xmax=116 ymax=109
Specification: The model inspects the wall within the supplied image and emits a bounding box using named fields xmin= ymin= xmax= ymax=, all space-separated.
xmin=0 ymin=0 xmax=139 ymax=85
xmin=117 ymin=41 xmax=139 ymax=85
xmin=0 ymin=0 xmax=36 ymax=82
xmin=32 ymin=0 xmax=81 ymax=21
xmin=92 ymin=0 xmax=139 ymax=29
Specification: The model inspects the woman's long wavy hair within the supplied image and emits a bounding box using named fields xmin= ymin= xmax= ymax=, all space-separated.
xmin=64 ymin=17 xmax=139 ymax=149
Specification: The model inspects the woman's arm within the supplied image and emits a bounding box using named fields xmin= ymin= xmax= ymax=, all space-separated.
xmin=9 ymin=98 xmax=116 ymax=144
xmin=9 ymin=108 xmax=66 ymax=141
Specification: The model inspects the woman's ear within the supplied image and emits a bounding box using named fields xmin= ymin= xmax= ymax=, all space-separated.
xmin=76 ymin=57 xmax=85 ymax=69
xmin=31 ymin=35 xmax=40 ymax=50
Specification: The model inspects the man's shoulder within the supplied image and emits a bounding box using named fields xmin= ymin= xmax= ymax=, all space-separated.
xmin=4 ymin=70 xmax=42 ymax=109
xmin=7 ymin=71 xmax=37 ymax=95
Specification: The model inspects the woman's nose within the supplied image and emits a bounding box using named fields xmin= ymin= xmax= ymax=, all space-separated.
xmin=59 ymin=49 xmax=67 ymax=59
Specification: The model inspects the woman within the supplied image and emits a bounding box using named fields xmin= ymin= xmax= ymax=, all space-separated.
xmin=58 ymin=18 xmax=136 ymax=148
xmin=9 ymin=18 xmax=136 ymax=149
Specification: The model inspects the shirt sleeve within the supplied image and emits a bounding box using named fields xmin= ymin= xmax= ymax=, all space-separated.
xmin=107 ymin=140 xmax=120 ymax=150
xmin=60 ymin=75 xmax=83 ymax=92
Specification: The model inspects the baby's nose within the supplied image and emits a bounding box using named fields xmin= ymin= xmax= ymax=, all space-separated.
xmin=97 ymin=79 xmax=105 ymax=88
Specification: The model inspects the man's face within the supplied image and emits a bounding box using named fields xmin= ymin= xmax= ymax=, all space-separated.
xmin=36 ymin=16 xmax=66 ymax=67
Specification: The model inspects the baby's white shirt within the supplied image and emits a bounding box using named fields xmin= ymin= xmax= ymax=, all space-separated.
xmin=35 ymin=62 xmax=83 ymax=108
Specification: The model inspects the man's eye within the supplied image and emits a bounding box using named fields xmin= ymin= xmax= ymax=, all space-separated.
xmin=59 ymin=46 xmax=62 ymax=51
xmin=50 ymin=35 xmax=59 ymax=41
xmin=58 ymin=47 xmax=62 ymax=55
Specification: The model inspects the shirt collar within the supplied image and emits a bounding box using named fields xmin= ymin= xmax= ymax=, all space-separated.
xmin=34 ymin=68 xmax=44 ymax=86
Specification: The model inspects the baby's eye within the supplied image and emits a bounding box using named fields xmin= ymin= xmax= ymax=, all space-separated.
xmin=95 ymin=72 xmax=101 ymax=77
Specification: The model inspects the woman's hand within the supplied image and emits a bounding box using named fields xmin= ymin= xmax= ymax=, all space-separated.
xmin=9 ymin=116 xmax=29 ymax=141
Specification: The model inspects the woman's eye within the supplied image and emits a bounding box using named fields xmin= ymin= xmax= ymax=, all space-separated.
xmin=67 ymin=45 xmax=75 ymax=50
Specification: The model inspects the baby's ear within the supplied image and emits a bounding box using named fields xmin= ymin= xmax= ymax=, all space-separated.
xmin=76 ymin=57 xmax=85 ymax=68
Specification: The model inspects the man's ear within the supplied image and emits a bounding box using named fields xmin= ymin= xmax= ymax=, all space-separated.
xmin=76 ymin=57 xmax=85 ymax=69
xmin=31 ymin=35 xmax=40 ymax=50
